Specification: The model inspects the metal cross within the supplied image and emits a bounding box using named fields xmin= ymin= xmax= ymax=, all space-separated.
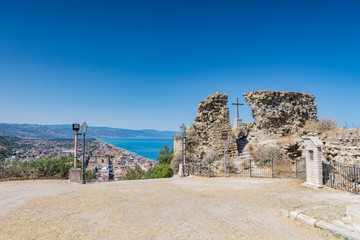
xmin=231 ymin=97 xmax=244 ymax=119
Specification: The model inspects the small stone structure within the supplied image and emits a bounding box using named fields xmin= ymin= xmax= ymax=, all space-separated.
xmin=303 ymin=137 xmax=324 ymax=188
xmin=69 ymin=168 xmax=81 ymax=183
xmin=233 ymin=118 xmax=244 ymax=130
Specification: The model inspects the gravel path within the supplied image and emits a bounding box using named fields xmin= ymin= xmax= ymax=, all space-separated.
xmin=0 ymin=177 xmax=354 ymax=240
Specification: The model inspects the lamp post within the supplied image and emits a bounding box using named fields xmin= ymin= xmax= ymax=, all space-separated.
xmin=180 ymin=123 xmax=187 ymax=177
xmin=72 ymin=123 xmax=80 ymax=168
xmin=81 ymin=122 xmax=87 ymax=184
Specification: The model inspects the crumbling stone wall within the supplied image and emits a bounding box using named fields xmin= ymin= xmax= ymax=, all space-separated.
xmin=244 ymin=90 xmax=317 ymax=136
xmin=321 ymin=130 xmax=360 ymax=164
xmin=187 ymin=93 xmax=238 ymax=160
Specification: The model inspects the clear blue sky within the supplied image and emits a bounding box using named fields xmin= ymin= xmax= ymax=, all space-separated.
xmin=0 ymin=0 xmax=359 ymax=131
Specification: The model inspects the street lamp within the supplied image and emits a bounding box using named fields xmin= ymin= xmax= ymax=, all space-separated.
xmin=180 ymin=123 xmax=187 ymax=177
xmin=81 ymin=122 xmax=88 ymax=184
xmin=72 ymin=123 xmax=80 ymax=168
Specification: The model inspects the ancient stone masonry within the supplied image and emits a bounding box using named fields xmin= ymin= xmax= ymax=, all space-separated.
xmin=187 ymin=92 xmax=238 ymax=160
xmin=321 ymin=130 xmax=360 ymax=164
xmin=244 ymin=90 xmax=317 ymax=136
xmin=172 ymin=90 xmax=359 ymax=176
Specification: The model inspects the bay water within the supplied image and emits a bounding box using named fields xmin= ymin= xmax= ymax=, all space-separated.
xmin=100 ymin=138 xmax=173 ymax=161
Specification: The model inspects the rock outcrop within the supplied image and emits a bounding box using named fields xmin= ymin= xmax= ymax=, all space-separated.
xmin=187 ymin=93 xmax=238 ymax=160
xmin=244 ymin=90 xmax=317 ymax=136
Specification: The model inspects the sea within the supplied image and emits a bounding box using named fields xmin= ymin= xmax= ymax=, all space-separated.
xmin=100 ymin=138 xmax=173 ymax=161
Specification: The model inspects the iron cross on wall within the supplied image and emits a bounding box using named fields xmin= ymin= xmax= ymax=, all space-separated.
xmin=232 ymin=97 xmax=244 ymax=119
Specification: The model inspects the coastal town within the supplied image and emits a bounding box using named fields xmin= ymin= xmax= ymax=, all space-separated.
xmin=3 ymin=138 xmax=158 ymax=181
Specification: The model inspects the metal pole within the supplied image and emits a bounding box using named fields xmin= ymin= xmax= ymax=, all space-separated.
xmin=184 ymin=137 xmax=186 ymax=175
xmin=295 ymin=159 xmax=298 ymax=178
xmin=181 ymin=137 xmax=184 ymax=177
xmin=1 ymin=160 xmax=4 ymax=182
xmin=354 ymin=165 xmax=357 ymax=194
xmin=81 ymin=133 xmax=86 ymax=184
xmin=224 ymin=140 xmax=226 ymax=178
xmin=330 ymin=161 xmax=333 ymax=188
xmin=271 ymin=158 xmax=274 ymax=178
xmin=74 ymin=131 xmax=78 ymax=168
xmin=250 ymin=158 xmax=252 ymax=177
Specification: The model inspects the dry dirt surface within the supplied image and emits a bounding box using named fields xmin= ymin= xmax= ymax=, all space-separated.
xmin=0 ymin=177 xmax=355 ymax=240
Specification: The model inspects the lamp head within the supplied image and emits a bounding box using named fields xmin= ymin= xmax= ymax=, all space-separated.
xmin=81 ymin=122 xmax=88 ymax=134
xmin=180 ymin=123 xmax=187 ymax=138
xmin=72 ymin=123 xmax=80 ymax=131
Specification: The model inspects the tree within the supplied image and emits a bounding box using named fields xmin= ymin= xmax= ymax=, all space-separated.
xmin=157 ymin=145 xmax=174 ymax=165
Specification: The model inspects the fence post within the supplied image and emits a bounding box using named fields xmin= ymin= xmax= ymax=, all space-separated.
xmin=330 ymin=161 xmax=333 ymax=188
xmin=271 ymin=158 xmax=274 ymax=178
xmin=354 ymin=165 xmax=357 ymax=194
xmin=295 ymin=159 xmax=298 ymax=178
xmin=208 ymin=159 xmax=211 ymax=178
xmin=250 ymin=158 xmax=252 ymax=177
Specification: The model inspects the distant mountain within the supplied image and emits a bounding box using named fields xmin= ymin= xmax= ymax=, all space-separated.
xmin=0 ymin=123 xmax=178 ymax=139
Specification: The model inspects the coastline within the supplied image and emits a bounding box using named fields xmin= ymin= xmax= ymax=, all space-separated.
xmin=99 ymin=137 xmax=173 ymax=161
xmin=97 ymin=139 xmax=154 ymax=162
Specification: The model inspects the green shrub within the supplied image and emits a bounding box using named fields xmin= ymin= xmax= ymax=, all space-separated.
xmin=123 ymin=164 xmax=145 ymax=180
xmin=148 ymin=164 xmax=173 ymax=179
xmin=85 ymin=169 xmax=95 ymax=182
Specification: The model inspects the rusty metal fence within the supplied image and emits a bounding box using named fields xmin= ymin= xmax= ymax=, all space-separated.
xmin=323 ymin=161 xmax=360 ymax=194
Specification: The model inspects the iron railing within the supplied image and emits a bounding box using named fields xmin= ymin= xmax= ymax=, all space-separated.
xmin=323 ymin=161 xmax=360 ymax=194
xmin=185 ymin=158 xmax=306 ymax=179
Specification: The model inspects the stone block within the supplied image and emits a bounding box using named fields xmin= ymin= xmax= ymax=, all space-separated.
xmin=69 ymin=168 xmax=81 ymax=183
xmin=290 ymin=210 xmax=300 ymax=220
xmin=296 ymin=214 xmax=318 ymax=226
xmin=280 ymin=209 xmax=289 ymax=217
xmin=316 ymin=220 xmax=360 ymax=240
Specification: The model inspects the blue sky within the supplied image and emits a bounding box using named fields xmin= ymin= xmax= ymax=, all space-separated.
xmin=0 ymin=0 xmax=359 ymax=131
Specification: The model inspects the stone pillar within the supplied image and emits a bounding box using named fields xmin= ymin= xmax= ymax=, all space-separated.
xmin=173 ymin=137 xmax=184 ymax=175
xmin=173 ymin=138 xmax=182 ymax=158
xmin=302 ymin=137 xmax=324 ymax=188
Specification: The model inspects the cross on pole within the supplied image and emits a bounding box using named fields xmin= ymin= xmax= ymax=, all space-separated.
xmin=231 ymin=97 xmax=244 ymax=119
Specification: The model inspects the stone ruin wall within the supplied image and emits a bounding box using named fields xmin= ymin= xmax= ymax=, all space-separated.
xmin=189 ymin=92 xmax=238 ymax=160
xmin=243 ymin=90 xmax=360 ymax=165
xmin=172 ymin=90 xmax=360 ymax=174
xmin=243 ymin=90 xmax=318 ymax=137
xmin=321 ymin=130 xmax=360 ymax=165
xmin=172 ymin=93 xmax=238 ymax=170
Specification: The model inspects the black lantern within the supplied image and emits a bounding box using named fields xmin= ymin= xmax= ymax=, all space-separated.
xmin=72 ymin=123 xmax=80 ymax=131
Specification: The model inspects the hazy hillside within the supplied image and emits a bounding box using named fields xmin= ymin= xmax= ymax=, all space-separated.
xmin=0 ymin=123 xmax=178 ymax=139
xmin=0 ymin=136 xmax=16 ymax=161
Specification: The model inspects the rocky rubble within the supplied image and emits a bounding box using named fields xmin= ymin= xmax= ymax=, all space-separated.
xmin=244 ymin=90 xmax=317 ymax=136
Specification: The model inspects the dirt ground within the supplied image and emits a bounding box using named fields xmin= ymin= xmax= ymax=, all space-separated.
xmin=0 ymin=176 xmax=359 ymax=240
